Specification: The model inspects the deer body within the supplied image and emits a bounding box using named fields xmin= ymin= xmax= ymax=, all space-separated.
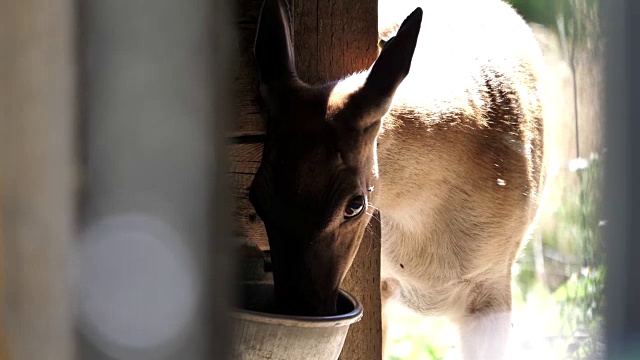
xmin=375 ymin=0 xmax=544 ymax=319
xmin=251 ymin=0 xmax=547 ymax=359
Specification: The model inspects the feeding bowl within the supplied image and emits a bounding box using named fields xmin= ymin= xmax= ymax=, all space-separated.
xmin=231 ymin=282 xmax=363 ymax=360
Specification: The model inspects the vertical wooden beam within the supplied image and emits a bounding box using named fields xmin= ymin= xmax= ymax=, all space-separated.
xmin=293 ymin=1 xmax=382 ymax=359
xmin=0 ymin=0 xmax=77 ymax=358
xmin=339 ymin=214 xmax=383 ymax=360
xmin=293 ymin=0 xmax=379 ymax=85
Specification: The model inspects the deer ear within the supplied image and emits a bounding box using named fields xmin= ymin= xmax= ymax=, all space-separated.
xmin=361 ymin=7 xmax=422 ymax=100
xmin=254 ymin=0 xmax=297 ymax=88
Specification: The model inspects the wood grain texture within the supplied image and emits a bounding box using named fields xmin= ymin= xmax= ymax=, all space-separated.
xmin=340 ymin=214 xmax=383 ymax=360
xmin=228 ymin=0 xmax=266 ymax=246
xmin=231 ymin=0 xmax=266 ymax=137
xmin=233 ymin=24 xmax=266 ymax=137
xmin=293 ymin=0 xmax=378 ymax=84
xmin=228 ymin=143 xmax=269 ymax=249
xmin=231 ymin=0 xmax=381 ymax=136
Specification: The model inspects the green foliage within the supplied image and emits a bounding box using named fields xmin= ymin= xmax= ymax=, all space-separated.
xmin=553 ymin=156 xmax=606 ymax=359
xmin=386 ymin=343 xmax=445 ymax=360
xmin=506 ymin=0 xmax=600 ymax=54
xmin=523 ymin=153 xmax=606 ymax=360
xmin=506 ymin=0 xmax=562 ymax=28
xmin=385 ymin=325 xmax=449 ymax=360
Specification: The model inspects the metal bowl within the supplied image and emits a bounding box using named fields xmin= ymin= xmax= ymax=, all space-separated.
xmin=231 ymin=282 xmax=363 ymax=360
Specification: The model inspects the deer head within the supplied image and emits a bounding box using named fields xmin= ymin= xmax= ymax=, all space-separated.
xmin=250 ymin=0 xmax=422 ymax=316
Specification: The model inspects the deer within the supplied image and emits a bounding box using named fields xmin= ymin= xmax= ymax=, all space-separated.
xmin=248 ymin=0 xmax=548 ymax=358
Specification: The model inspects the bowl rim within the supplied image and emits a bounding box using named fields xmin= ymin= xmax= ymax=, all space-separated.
xmin=231 ymin=282 xmax=364 ymax=328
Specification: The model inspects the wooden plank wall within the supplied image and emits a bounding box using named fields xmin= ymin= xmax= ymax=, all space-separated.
xmin=231 ymin=0 xmax=269 ymax=249
xmin=232 ymin=0 xmax=382 ymax=359
xmin=339 ymin=213 xmax=383 ymax=360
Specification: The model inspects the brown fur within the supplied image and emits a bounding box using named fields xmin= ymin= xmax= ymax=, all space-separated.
xmin=372 ymin=1 xmax=547 ymax=358
xmin=251 ymin=0 xmax=548 ymax=358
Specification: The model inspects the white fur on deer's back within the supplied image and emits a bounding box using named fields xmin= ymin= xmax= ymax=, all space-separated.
xmin=378 ymin=0 xmax=546 ymax=127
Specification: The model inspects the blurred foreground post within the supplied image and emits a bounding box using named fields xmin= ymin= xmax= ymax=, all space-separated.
xmin=77 ymin=0 xmax=236 ymax=359
xmin=0 ymin=0 xmax=77 ymax=359
xmin=603 ymin=1 xmax=640 ymax=359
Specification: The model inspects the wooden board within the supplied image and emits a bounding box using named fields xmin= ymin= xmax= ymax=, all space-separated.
xmin=340 ymin=213 xmax=383 ymax=360
xmin=293 ymin=0 xmax=378 ymax=84
xmin=229 ymin=0 xmax=264 ymax=138
xmin=228 ymin=143 xmax=269 ymax=249
xmin=233 ymin=24 xmax=266 ymax=137
xmin=228 ymin=0 xmax=268 ymax=248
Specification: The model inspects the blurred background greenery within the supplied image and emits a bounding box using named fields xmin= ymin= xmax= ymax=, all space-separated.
xmin=384 ymin=1 xmax=605 ymax=359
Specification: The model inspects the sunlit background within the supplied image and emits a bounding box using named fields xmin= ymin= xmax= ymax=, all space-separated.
xmin=383 ymin=1 xmax=605 ymax=359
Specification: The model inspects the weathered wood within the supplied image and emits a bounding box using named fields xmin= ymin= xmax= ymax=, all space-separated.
xmin=230 ymin=0 xmax=268 ymax=137
xmin=293 ymin=0 xmax=378 ymax=84
xmin=340 ymin=214 xmax=383 ymax=360
xmin=233 ymin=24 xmax=266 ymax=137
xmin=0 ymin=0 xmax=76 ymax=357
xmin=231 ymin=0 xmax=380 ymax=137
xmin=228 ymin=143 xmax=269 ymax=249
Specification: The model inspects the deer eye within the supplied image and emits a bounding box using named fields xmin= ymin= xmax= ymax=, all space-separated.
xmin=344 ymin=195 xmax=365 ymax=219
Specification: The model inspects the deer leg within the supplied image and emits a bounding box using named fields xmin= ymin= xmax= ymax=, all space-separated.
xmin=381 ymin=278 xmax=400 ymax=358
xmin=381 ymin=298 xmax=389 ymax=357
xmin=457 ymin=280 xmax=512 ymax=360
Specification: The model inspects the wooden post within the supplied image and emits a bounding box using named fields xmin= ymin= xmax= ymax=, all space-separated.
xmin=293 ymin=1 xmax=382 ymax=360
xmin=0 ymin=0 xmax=77 ymax=358
xmin=338 ymin=214 xmax=383 ymax=360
